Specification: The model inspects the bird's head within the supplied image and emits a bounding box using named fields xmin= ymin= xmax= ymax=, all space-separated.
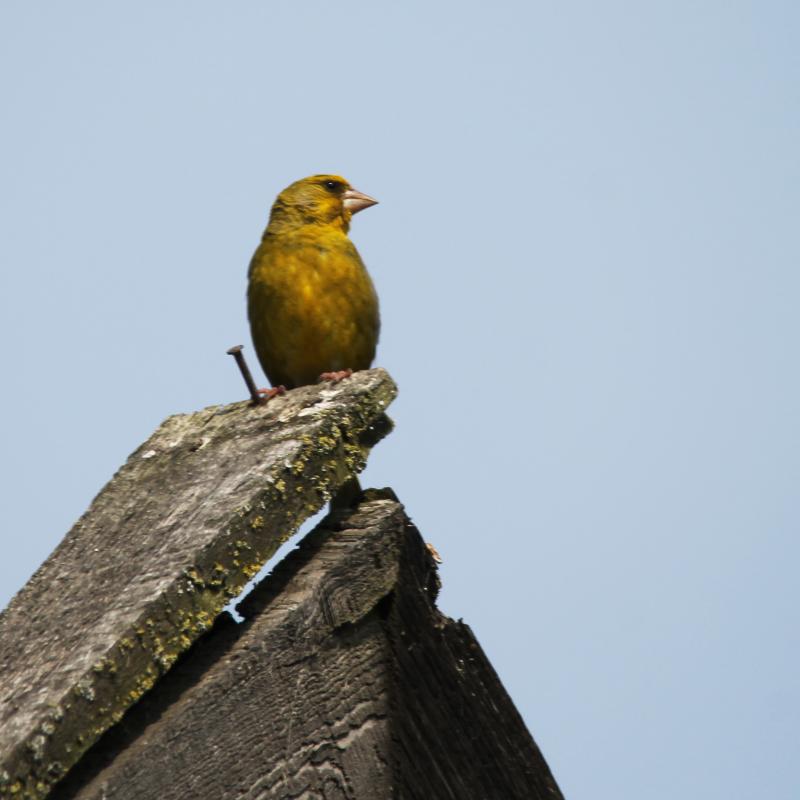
xmin=266 ymin=174 xmax=378 ymax=235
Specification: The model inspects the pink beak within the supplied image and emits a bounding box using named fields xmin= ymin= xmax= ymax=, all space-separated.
xmin=343 ymin=187 xmax=379 ymax=214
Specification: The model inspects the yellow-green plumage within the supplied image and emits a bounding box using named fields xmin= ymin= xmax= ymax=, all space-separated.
xmin=247 ymin=175 xmax=380 ymax=389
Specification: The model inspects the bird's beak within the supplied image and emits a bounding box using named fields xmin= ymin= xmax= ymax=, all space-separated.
xmin=342 ymin=187 xmax=378 ymax=214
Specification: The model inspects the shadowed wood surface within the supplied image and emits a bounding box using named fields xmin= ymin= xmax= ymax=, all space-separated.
xmin=51 ymin=493 xmax=564 ymax=800
xmin=0 ymin=369 xmax=396 ymax=800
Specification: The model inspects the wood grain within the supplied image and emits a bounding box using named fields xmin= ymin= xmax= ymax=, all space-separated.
xmin=0 ymin=369 xmax=396 ymax=799
xmin=52 ymin=492 xmax=564 ymax=800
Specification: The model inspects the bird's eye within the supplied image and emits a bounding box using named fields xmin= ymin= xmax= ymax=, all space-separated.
xmin=324 ymin=180 xmax=341 ymax=191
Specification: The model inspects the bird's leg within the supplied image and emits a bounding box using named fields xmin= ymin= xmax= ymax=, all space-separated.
xmin=256 ymin=385 xmax=287 ymax=401
xmin=318 ymin=368 xmax=353 ymax=384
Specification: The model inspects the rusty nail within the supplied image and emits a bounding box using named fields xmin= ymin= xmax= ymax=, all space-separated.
xmin=226 ymin=345 xmax=263 ymax=405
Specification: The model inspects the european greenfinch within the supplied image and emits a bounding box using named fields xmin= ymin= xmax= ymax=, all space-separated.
xmin=247 ymin=175 xmax=380 ymax=395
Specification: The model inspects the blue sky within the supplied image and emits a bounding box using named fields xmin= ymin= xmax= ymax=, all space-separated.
xmin=1 ymin=3 xmax=798 ymax=798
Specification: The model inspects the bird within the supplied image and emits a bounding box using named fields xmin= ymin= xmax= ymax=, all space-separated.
xmin=247 ymin=174 xmax=380 ymax=397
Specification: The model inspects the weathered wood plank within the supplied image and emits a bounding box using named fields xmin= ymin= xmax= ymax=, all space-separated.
xmin=51 ymin=492 xmax=564 ymax=800
xmin=0 ymin=369 xmax=396 ymax=800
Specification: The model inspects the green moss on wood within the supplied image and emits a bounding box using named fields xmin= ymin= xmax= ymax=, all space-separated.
xmin=0 ymin=370 xmax=396 ymax=800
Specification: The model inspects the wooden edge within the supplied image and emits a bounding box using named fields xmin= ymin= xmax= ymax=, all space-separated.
xmin=0 ymin=370 xmax=396 ymax=800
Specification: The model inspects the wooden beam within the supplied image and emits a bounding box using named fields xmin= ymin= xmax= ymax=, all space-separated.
xmin=0 ymin=370 xmax=396 ymax=799
xmin=50 ymin=492 xmax=564 ymax=800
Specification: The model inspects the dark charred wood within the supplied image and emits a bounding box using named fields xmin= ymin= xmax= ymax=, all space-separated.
xmin=50 ymin=492 xmax=563 ymax=800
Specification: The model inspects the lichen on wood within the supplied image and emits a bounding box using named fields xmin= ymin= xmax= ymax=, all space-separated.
xmin=0 ymin=369 xmax=396 ymax=800
xmin=50 ymin=491 xmax=563 ymax=800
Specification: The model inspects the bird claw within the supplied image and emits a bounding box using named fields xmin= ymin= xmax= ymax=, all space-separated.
xmin=256 ymin=385 xmax=286 ymax=402
xmin=318 ymin=369 xmax=353 ymax=384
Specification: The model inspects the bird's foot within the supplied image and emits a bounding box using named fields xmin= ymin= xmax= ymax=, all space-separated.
xmin=318 ymin=369 xmax=353 ymax=384
xmin=256 ymin=385 xmax=286 ymax=402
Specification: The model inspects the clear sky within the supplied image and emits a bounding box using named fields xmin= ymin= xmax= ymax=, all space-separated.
xmin=1 ymin=2 xmax=798 ymax=798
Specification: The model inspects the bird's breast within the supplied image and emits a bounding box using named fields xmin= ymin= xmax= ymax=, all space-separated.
xmin=247 ymin=233 xmax=380 ymax=388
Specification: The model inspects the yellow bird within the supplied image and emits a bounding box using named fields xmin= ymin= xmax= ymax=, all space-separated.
xmin=247 ymin=174 xmax=380 ymax=395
